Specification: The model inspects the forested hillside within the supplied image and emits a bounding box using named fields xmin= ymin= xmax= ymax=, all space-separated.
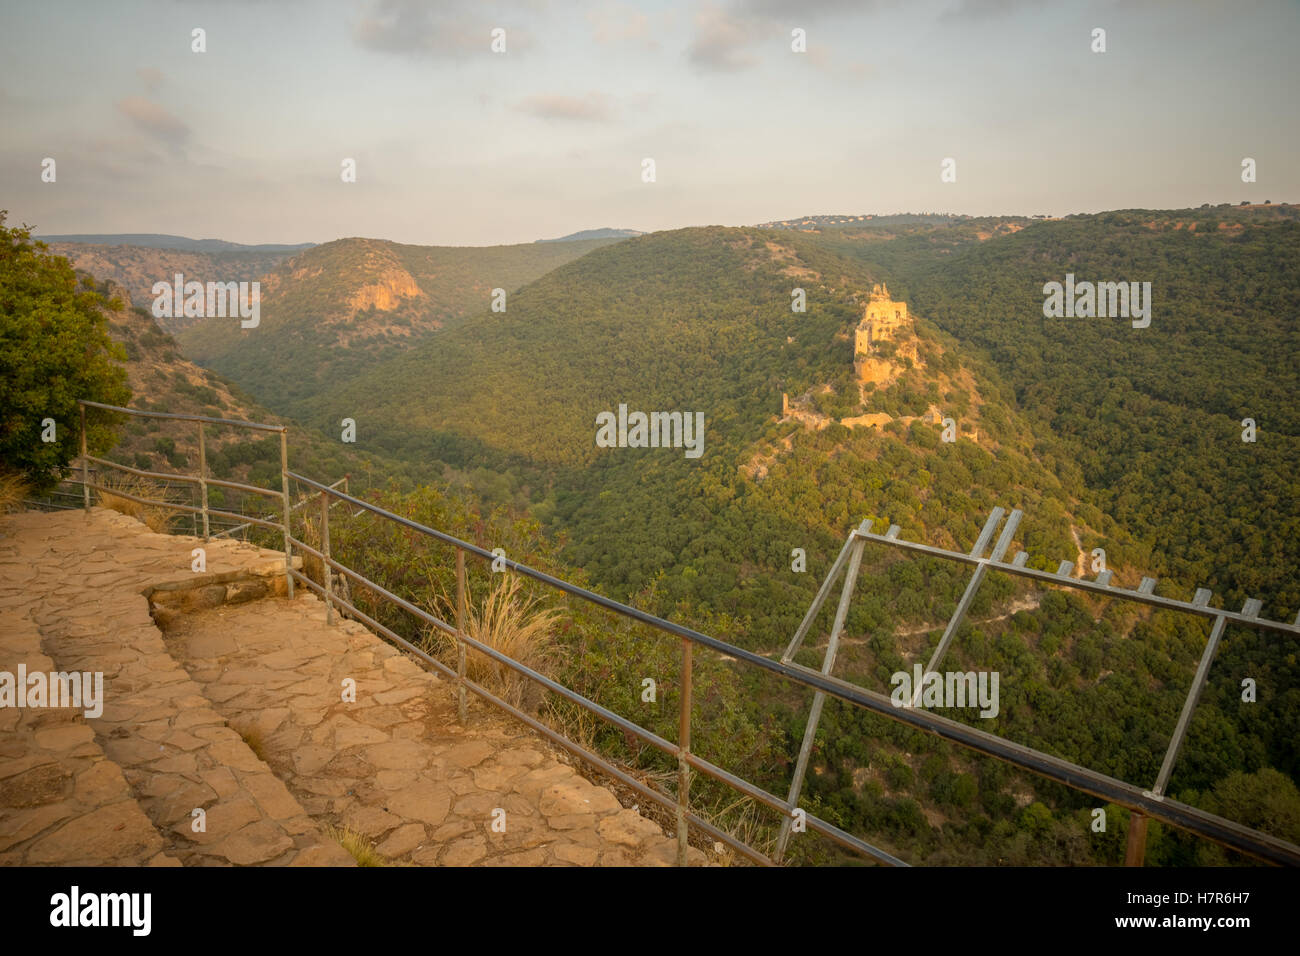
xmin=287 ymin=214 xmax=1300 ymax=865
xmin=178 ymin=235 xmax=626 ymax=412
xmin=49 ymin=243 xmax=297 ymax=334
xmin=77 ymin=274 xmax=421 ymax=516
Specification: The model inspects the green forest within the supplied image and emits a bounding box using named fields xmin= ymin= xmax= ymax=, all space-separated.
xmin=178 ymin=235 xmax=622 ymax=411
xmin=255 ymin=210 xmax=1300 ymax=865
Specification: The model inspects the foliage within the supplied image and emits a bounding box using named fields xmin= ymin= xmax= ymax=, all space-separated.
xmin=0 ymin=212 xmax=131 ymax=489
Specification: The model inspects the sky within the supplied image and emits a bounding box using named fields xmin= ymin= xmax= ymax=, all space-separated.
xmin=2 ymin=0 xmax=1296 ymax=247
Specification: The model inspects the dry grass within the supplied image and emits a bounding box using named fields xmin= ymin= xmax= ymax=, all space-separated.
xmin=427 ymin=573 xmax=561 ymax=711
xmin=694 ymin=793 xmax=767 ymax=867
xmin=325 ymin=825 xmax=388 ymax=867
xmin=298 ymin=509 xmax=325 ymax=589
xmin=96 ymin=473 xmax=178 ymax=533
xmin=0 ymin=471 xmax=31 ymax=514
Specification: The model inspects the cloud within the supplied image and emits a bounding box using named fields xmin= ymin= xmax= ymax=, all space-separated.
xmin=587 ymin=1 xmax=658 ymax=49
xmin=136 ymin=67 xmax=165 ymax=91
xmin=738 ymin=0 xmax=885 ymax=14
xmin=515 ymin=93 xmax=615 ymax=122
xmin=115 ymin=97 xmax=190 ymax=144
xmin=352 ymin=0 xmax=533 ymax=58
xmin=688 ymin=0 xmax=886 ymax=75
xmin=939 ymin=0 xmax=1045 ymax=20
xmin=688 ymin=2 xmax=765 ymax=72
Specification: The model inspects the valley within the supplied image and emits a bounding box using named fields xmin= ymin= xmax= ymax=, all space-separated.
xmin=17 ymin=205 xmax=1300 ymax=867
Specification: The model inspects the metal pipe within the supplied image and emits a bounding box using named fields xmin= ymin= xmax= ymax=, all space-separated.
xmin=257 ymin=470 xmax=1300 ymax=864
xmin=913 ymin=562 xmax=988 ymax=706
xmin=197 ymin=421 xmax=208 ymax=541
xmin=78 ymin=399 xmax=285 ymax=432
xmin=677 ymin=637 xmax=693 ymax=866
xmin=84 ymin=454 xmax=202 ymax=486
xmin=776 ymin=527 xmax=867 ymax=860
xmin=780 ymin=533 xmax=855 ymax=662
xmin=201 ymin=475 xmax=285 ymax=497
xmin=287 ymin=544 xmax=679 ymax=754
xmin=320 ymin=491 xmax=334 ymax=625
xmin=456 ymin=548 xmax=468 ymax=724
xmin=1153 ymin=614 xmax=1228 ymax=796
xmin=79 ymin=404 xmax=89 ymax=513
xmin=289 ymin=561 xmax=764 ymax=868
xmin=279 ymin=430 xmax=293 ymax=598
xmin=851 ymin=528 xmax=1300 ymax=638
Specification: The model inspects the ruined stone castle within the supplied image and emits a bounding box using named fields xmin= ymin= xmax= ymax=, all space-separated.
xmin=854 ymin=283 xmax=910 ymax=381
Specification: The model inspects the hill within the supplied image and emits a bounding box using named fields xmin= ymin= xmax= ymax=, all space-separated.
xmin=48 ymin=243 xmax=298 ymax=335
xmin=537 ymin=228 xmax=645 ymax=242
xmin=79 ymin=276 xmax=421 ymax=515
xmin=176 ymin=235 xmax=628 ymax=413
xmin=290 ymin=217 xmax=1300 ymax=864
xmin=800 ymin=204 xmax=1300 ymax=617
xmin=756 ymin=212 xmax=1042 ymax=233
xmin=36 ymin=233 xmax=315 ymax=252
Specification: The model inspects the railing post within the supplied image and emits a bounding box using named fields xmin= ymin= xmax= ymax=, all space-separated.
xmin=1153 ymin=613 xmax=1228 ymax=798
xmin=776 ymin=525 xmax=869 ymax=861
xmin=1125 ymin=811 xmax=1148 ymax=867
xmin=677 ymin=637 xmax=693 ymax=867
xmin=279 ymin=428 xmax=294 ymax=598
xmin=78 ymin=403 xmax=89 ymax=513
xmin=456 ymin=547 xmax=468 ymax=724
xmin=320 ymin=490 xmax=334 ymax=625
xmin=197 ymin=420 xmax=209 ymax=541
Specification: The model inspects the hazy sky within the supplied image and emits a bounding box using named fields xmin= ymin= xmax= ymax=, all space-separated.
xmin=2 ymin=0 xmax=1296 ymax=246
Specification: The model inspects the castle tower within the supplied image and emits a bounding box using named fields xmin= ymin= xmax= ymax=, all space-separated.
xmin=863 ymin=282 xmax=907 ymax=340
xmin=854 ymin=283 xmax=910 ymax=380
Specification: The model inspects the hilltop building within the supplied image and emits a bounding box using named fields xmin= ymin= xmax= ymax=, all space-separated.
xmin=854 ymin=283 xmax=910 ymax=380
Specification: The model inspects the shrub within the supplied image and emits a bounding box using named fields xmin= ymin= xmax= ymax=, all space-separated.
xmin=0 ymin=212 xmax=130 ymax=489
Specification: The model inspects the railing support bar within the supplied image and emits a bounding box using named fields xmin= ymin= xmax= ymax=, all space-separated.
xmin=279 ymin=430 xmax=293 ymax=598
xmin=776 ymin=524 xmax=868 ymax=861
xmin=456 ymin=547 xmax=468 ymax=724
xmin=1153 ymin=614 xmax=1228 ymax=796
xmin=677 ymin=638 xmax=693 ymax=866
xmin=197 ymin=421 xmax=209 ymax=541
xmin=914 ymin=563 xmax=989 ymax=705
xmin=781 ymin=532 xmax=856 ymax=663
xmin=79 ymin=404 xmax=89 ymax=514
xmin=320 ymin=490 xmax=334 ymax=625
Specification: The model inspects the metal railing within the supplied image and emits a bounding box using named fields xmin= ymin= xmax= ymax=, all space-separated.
xmin=73 ymin=400 xmax=1300 ymax=867
xmin=79 ymin=400 xmax=294 ymax=592
xmin=75 ymin=399 xmax=347 ymax=551
xmin=777 ymin=508 xmax=1300 ymax=865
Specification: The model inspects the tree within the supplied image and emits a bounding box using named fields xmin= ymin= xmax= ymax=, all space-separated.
xmin=0 ymin=213 xmax=130 ymax=490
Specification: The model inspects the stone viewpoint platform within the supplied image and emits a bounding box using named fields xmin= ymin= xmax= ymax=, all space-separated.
xmin=0 ymin=507 xmax=704 ymax=866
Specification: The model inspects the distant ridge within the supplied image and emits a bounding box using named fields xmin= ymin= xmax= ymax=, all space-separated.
xmin=536 ymin=227 xmax=644 ymax=243
xmin=34 ymin=233 xmax=316 ymax=253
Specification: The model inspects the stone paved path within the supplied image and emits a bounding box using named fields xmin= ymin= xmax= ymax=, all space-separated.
xmin=1 ymin=508 xmax=352 ymax=866
xmin=167 ymin=594 xmax=701 ymax=866
xmin=0 ymin=507 xmax=704 ymax=866
xmin=0 ymin=613 xmax=176 ymax=866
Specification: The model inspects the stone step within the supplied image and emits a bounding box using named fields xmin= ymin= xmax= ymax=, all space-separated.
xmin=0 ymin=613 xmax=177 ymax=865
xmin=3 ymin=507 xmax=712 ymax=867
xmin=167 ymin=593 xmax=707 ymax=866
xmin=0 ymin=508 xmax=353 ymax=866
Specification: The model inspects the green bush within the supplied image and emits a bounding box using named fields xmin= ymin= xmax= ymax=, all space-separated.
xmin=0 ymin=213 xmax=130 ymax=489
